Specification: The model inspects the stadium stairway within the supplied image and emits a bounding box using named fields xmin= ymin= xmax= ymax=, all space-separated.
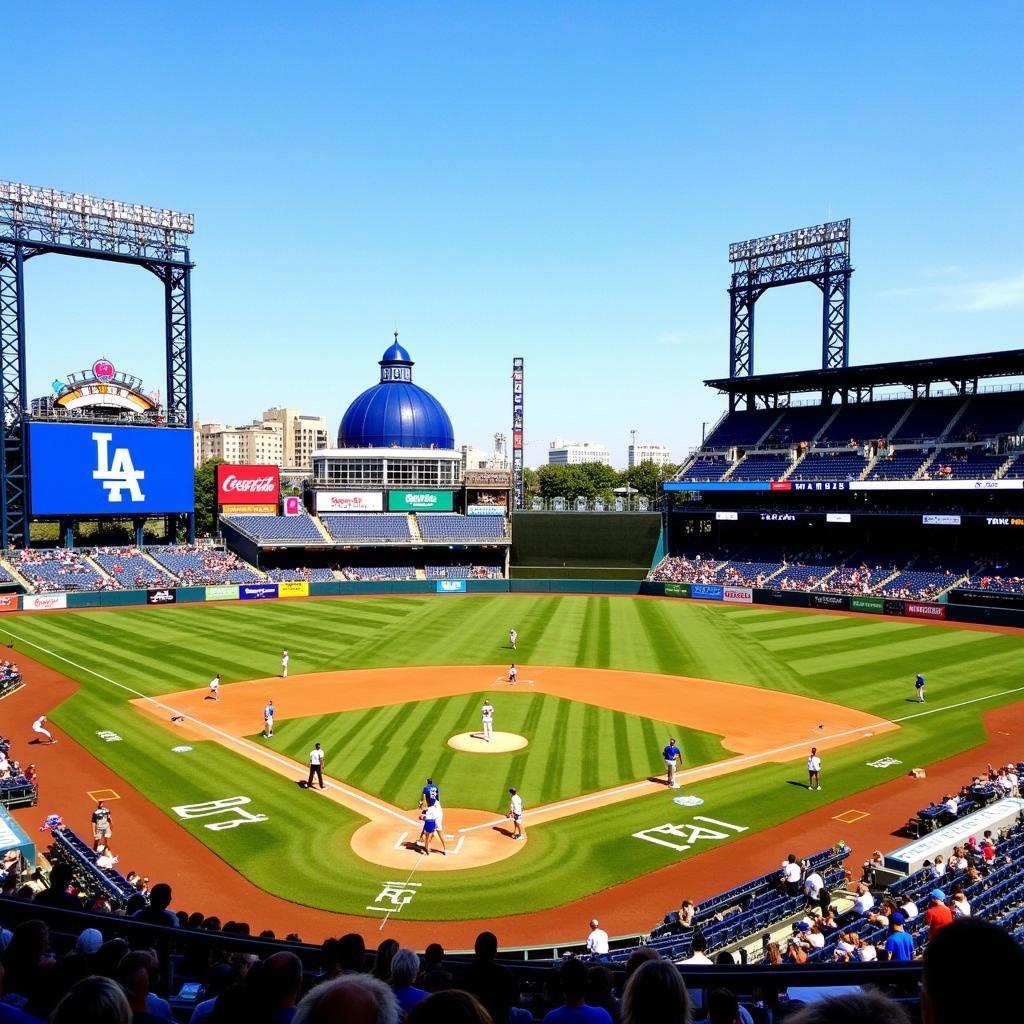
xmin=778 ymin=451 xmax=801 ymax=481
xmin=810 ymin=566 xmax=840 ymax=589
xmin=886 ymin=401 xmax=918 ymax=442
xmin=869 ymin=567 xmax=903 ymax=592
xmin=140 ymin=548 xmax=179 ymax=579
xmin=82 ymin=552 xmax=117 ymax=586
xmin=996 ymin=454 xmax=1020 ymax=479
xmin=312 ymin=516 xmax=334 ymax=542
xmin=938 ymin=398 xmax=971 ymax=441
xmin=859 ymin=450 xmax=879 ymax=479
xmin=408 ymin=514 xmax=423 ymax=540
xmin=810 ymin=406 xmax=842 ymax=444
xmin=0 ymin=557 xmax=31 ymax=592
xmin=914 ymin=448 xmax=940 ymax=480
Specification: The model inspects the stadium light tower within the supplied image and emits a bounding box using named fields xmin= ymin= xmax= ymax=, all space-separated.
xmin=728 ymin=219 xmax=852 ymax=398
xmin=0 ymin=181 xmax=196 ymax=547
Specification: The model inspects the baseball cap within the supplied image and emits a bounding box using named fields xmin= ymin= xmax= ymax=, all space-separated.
xmin=891 ymin=911 xmax=906 ymax=924
xmin=796 ymin=922 xmax=810 ymax=931
xmin=930 ymin=889 xmax=946 ymax=902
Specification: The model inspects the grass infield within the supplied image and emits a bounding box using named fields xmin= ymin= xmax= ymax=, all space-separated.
xmin=4 ymin=595 xmax=1023 ymax=919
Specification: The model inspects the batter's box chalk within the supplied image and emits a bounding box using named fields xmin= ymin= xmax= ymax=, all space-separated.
xmin=672 ymin=795 xmax=704 ymax=807
xmin=833 ymin=809 xmax=869 ymax=824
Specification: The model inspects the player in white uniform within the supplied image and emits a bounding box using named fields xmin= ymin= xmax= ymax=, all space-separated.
xmin=418 ymin=797 xmax=446 ymax=855
xmin=206 ymin=674 xmax=221 ymax=702
xmin=807 ymin=747 xmax=822 ymax=791
xmin=481 ymin=699 xmax=495 ymax=741
xmin=509 ymin=629 xmax=517 ymax=650
xmin=281 ymin=650 xmax=289 ymax=678
xmin=507 ymin=787 xmax=525 ymax=839
xmin=508 ymin=663 xmax=518 ymax=685
xmin=32 ymin=715 xmax=56 ymax=744
xmin=264 ymin=700 xmax=275 ymax=738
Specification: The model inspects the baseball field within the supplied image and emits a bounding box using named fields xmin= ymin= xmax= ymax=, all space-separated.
xmin=4 ymin=593 xmax=1024 ymax=943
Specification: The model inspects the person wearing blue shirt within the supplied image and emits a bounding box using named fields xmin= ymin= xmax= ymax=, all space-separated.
xmin=663 ymin=738 xmax=683 ymax=789
xmin=541 ymin=958 xmax=611 ymax=1024
xmin=884 ymin=912 xmax=915 ymax=961
xmin=419 ymin=778 xmax=440 ymax=810
xmin=915 ymin=673 xmax=926 ymax=703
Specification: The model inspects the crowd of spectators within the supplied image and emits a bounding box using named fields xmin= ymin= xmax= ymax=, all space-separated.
xmin=647 ymin=555 xmax=721 ymax=585
xmin=0 ymin=732 xmax=37 ymax=806
xmin=8 ymin=550 xmax=115 ymax=594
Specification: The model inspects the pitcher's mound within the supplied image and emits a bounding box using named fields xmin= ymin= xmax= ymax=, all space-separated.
xmin=448 ymin=731 xmax=528 ymax=753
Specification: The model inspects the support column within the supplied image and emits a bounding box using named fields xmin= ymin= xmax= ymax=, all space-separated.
xmin=0 ymin=242 xmax=29 ymax=550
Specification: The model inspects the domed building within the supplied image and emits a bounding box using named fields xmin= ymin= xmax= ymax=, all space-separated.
xmin=338 ymin=336 xmax=454 ymax=450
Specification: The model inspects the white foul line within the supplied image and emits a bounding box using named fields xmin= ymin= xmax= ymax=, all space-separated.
xmin=0 ymin=627 xmax=418 ymax=826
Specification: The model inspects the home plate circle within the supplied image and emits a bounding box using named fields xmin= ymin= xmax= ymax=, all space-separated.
xmin=447 ymin=731 xmax=528 ymax=753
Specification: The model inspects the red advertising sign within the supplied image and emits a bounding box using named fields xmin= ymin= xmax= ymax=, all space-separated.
xmin=216 ymin=465 xmax=280 ymax=506
xmin=769 ymin=481 xmax=792 ymax=491
xmin=905 ymin=602 xmax=947 ymax=620
xmin=0 ymin=594 xmax=17 ymax=612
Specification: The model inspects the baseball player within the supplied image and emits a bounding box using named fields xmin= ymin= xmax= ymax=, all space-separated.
xmin=807 ymin=747 xmax=822 ymax=791
xmin=507 ymin=787 xmax=525 ymax=839
xmin=307 ymin=742 xmax=325 ymax=789
xmin=509 ymin=628 xmax=517 ymax=650
xmin=418 ymin=797 xmax=446 ymax=856
xmin=663 ymin=737 xmax=682 ymax=789
xmin=32 ymin=715 xmax=56 ymax=744
xmin=915 ymin=673 xmax=925 ymax=703
xmin=281 ymin=650 xmax=289 ymax=679
xmin=481 ymin=699 xmax=495 ymax=742
xmin=91 ymin=801 xmax=112 ymax=850
xmin=264 ymin=700 xmax=275 ymax=738
xmin=419 ymin=778 xmax=440 ymax=810
xmin=508 ymin=663 xmax=518 ymax=685
xmin=206 ymin=674 xmax=221 ymax=702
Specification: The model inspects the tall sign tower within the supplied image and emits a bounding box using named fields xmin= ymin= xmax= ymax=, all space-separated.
xmin=512 ymin=357 xmax=524 ymax=509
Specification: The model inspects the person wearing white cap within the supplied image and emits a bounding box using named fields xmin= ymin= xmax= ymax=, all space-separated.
xmin=586 ymin=919 xmax=609 ymax=960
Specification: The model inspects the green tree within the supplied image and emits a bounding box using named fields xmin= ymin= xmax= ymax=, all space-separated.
xmin=194 ymin=458 xmax=226 ymax=538
xmin=537 ymin=463 xmax=594 ymax=500
xmin=626 ymin=460 xmax=681 ymax=500
xmin=578 ymin=461 xmax=619 ymax=498
xmin=522 ymin=466 xmax=540 ymax=501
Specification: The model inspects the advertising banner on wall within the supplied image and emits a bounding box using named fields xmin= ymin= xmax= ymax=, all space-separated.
xmin=206 ymin=585 xmax=239 ymax=602
xmin=387 ymin=490 xmax=454 ymax=512
xmin=467 ymin=504 xmax=507 ymax=516
xmin=435 ymin=580 xmax=467 ymax=593
xmin=219 ymin=504 xmax=277 ymax=515
xmin=315 ymin=491 xmax=383 ymax=513
xmin=0 ymin=595 xmax=18 ymax=612
xmin=851 ymin=595 xmax=885 ymax=613
xmin=723 ymin=586 xmax=753 ymax=604
xmin=690 ymin=584 xmax=724 ymax=601
xmin=146 ymin=588 xmax=177 ymax=605
xmin=216 ymin=465 xmax=280 ymax=507
xmin=905 ymin=601 xmax=947 ymax=620
xmin=23 ymin=593 xmax=67 ymax=611
xmin=278 ymin=581 xmax=309 ymax=598
xmin=811 ymin=593 xmax=849 ymax=611
xmin=664 ymin=583 xmax=691 ymax=597
xmin=240 ymin=584 xmax=279 ymax=601
xmin=29 ymin=423 xmax=194 ymax=516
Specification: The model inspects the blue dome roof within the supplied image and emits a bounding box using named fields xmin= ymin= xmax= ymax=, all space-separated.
xmin=338 ymin=335 xmax=455 ymax=450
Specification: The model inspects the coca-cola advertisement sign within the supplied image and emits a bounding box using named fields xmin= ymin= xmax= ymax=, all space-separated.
xmin=217 ymin=465 xmax=280 ymax=506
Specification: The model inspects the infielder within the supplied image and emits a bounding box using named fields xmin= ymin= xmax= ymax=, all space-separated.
xmin=206 ymin=674 xmax=221 ymax=702
xmin=509 ymin=628 xmax=517 ymax=650
xmin=663 ymin=738 xmax=682 ymax=789
xmin=507 ymin=787 xmax=525 ymax=839
xmin=508 ymin=663 xmax=518 ymax=685
xmin=32 ymin=715 xmax=56 ymax=744
xmin=915 ymin=673 xmax=925 ymax=703
xmin=264 ymin=700 xmax=275 ymax=738
xmin=807 ymin=747 xmax=822 ymax=791
xmin=481 ymin=699 xmax=495 ymax=742
xmin=281 ymin=650 xmax=289 ymax=679
xmin=418 ymin=797 xmax=446 ymax=856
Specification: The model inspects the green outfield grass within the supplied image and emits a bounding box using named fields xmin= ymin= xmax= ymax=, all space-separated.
xmin=260 ymin=691 xmax=729 ymax=810
xmin=3 ymin=595 xmax=1022 ymax=920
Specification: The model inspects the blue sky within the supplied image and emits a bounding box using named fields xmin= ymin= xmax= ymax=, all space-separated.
xmin=8 ymin=2 xmax=1023 ymax=466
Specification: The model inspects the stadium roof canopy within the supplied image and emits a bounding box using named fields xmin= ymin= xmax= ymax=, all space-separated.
xmin=705 ymin=348 xmax=1024 ymax=402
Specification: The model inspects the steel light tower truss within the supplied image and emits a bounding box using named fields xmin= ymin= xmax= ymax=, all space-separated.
xmin=0 ymin=182 xmax=195 ymax=548
xmin=728 ymin=219 xmax=852 ymax=408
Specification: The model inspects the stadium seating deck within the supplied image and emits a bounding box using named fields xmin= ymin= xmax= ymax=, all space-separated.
xmin=875 ymin=569 xmax=961 ymax=599
xmin=789 ymin=450 xmax=868 ymax=481
xmin=148 ymin=546 xmax=264 ymax=585
xmin=417 ymin=514 xmax=507 ymax=541
xmin=221 ymin=514 xmax=325 ymax=542
xmin=322 ymin=514 xmax=413 ymax=542
xmin=677 ymin=455 xmax=729 ymax=481
xmin=703 ymin=408 xmax=781 ymax=448
xmin=264 ymin=567 xmax=336 ymax=582
xmin=924 ymin=446 xmax=1008 ymax=480
xmin=342 ymin=566 xmax=417 ymax=580
xmin=893 ymin=395 xmax=964 ymax=443
xmin=91 ymin=549 xmax=176 ymax=588
xmin=9 ymin=549 xmax=110 ymax=592
xmin=866 ymin=447 xmax=930 ymax=480
xmin=728 ymin=453 xmax=793 ymax=481
xmin=760 ymin=405 xmax=835 ymax=448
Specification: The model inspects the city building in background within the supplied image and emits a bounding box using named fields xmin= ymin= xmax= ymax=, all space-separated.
xmin=628 ymin=442 xmax=672 ymax=468
xmin=548 ymin=440 xmax=611 ymax=465
xmin=262 ymin=407 xmax=329 ymax=469
xmin=194 ymin=407 xmax=328 ymax=473
xmin=461 ymin=433 xmax=511 ymax=472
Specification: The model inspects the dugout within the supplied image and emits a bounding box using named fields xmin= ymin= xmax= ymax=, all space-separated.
xmin=510 ymin=512 xmax=663 ymax=580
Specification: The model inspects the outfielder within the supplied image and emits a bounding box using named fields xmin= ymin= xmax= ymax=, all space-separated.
xmin=509 ymin=628 xmax=517 ymax=650
xmin=915 ymin=673 xmax=925 ymax=703
xmin=663 ymin=737 xmax=682 ymax=789
xmin=507 ymin=786 xmax=525 ymax=840
xmin=481 ymin=699 xmax=494 ymax=742
xmin=264 ymin=700 xmax=275 ymax=738
xmin=32 ymin=715 xmax=56 ymax=744
xmin=281 ymin=650 xmax=289 ymax=679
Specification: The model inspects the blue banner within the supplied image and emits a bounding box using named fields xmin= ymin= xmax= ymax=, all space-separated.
xmin=435 ymin=579 xmax=467 ymax=593
xmin=663 ymin=481 xmax=771 ymax=492
xmin=690 ymin=584 xmax=724 ymax=601
xmin=29 ymin=424 xmax=194 ymax=516
xmin=240 ymin=584 xmax=279 ymax=601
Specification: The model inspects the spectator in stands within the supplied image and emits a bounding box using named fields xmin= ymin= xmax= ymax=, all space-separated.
xmin=0 ymin=920 xmax=55 ymax=1013
xmin=787 ymin=992 xmax=908 ymax=1024
xmin=454 ymin=932 xmax=518 ymax=1024
xmin=621 ymin=959 xmax=691 ymax=1024
xmin=132 ymin=883 xmax=178 ymax=927
xmin=851 ymin=882 xmax=874 ymax=915
xmin=541 ymin=957 xmax=611 ymax=1024
xmin=861 ymin=850 xmax=884 ymax=885
xmin=677 ymin=931 xmax=712 ymax=965
xmin=51 ymin=975 xmax=132 ymax=1024
xmin=950 ymin=890 xmax=971 ymax=918
xmin=706 ymin=988 xmax=753 ymax=1024
xmin=372 ymin=939 xmax=399 ymax=982
xmin=898 ymin=895 xmax=919 ymax=921
xmin=293 ymin=974 xmax=399 ymax=1024
xmin=802 ymin=865 xmax=823 ymax=907
xmin=922 ymin=917 xmax=1024 ymax=1021
xmin=677 ymin=900 xmax=696 ymax=928
xmin=389 ymin=948 xmax=427 ymax=1015
xmin=247 ymin=950 xmax=303 ymax=1024
xmin=584 ymin=966 xmax=619 ymax=1024
xmin=407 ymin=990 xmax=490 ymax=1024
xmin=923 ymin=890 xmax=952 ymax=940
xmin=186 ymin=962 xmax=233 ymax=1023
xmin=622 ymin=948 xmax=659 ymax=982
xmin=34 ymin=863 xmax=81 ymax=911
xmin=116 ymin=950 xmax=166 ymax=1023
xmin=585 ymin=920 xmax=609 ymax=961
xmin=882 ymin=911 xmax=914 ymax=961
xmin=335 ymin=933 xmax=366 ymax=975
xmin=781 ymin=853 xmax=802 ymax=897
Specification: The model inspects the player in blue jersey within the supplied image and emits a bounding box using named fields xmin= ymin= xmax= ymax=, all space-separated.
xmin=663 ymin=738 xmax=682 ymax=789
xmin=419 ymin=777 xmax=440 ymax=810
xmin=915 ymin=673 xmax=926 ymax=703
xmin=263 ymin=699 xmax=275 ymax=738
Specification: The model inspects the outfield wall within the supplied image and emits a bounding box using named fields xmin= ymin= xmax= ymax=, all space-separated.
xmin=3 ymin=579 xmax=1023 ymax=627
